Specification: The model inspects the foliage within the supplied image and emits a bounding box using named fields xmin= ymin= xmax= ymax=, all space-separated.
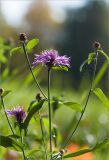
xmin=0 ymin=35 xmax=109 ymax=160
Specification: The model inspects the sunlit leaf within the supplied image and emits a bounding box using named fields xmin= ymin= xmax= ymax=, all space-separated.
xmin=64 ymin=102 xmax=82 ymax=112
xmin=25 ymin=149 xmax=44 ymax=157
xmin=52 ymin=66 xmax=68 ymax=71
xmin=10 ymin=47 xmax=22 ymax=56
xmin=93 ymin=61 xmax=108 ymax=88
xmin=1 ymin=90 xmax=11 ymax=98
xmin=63 ymin=139 xmax=109 ymax=159
xmin=22 ymin=99 xmax=45 ymax=130
xmin=26 ymin=38 xmax=39 ymax=52
xmin=93 ymin=88 xmax=109 ymax=109
xmin=88 ymin=52 xmax=95 ymax=64
xmin=98 ymin=50 xmax=109 ymax=63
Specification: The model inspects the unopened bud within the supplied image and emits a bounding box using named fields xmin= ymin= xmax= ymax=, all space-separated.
xmin=36 ymin=93 xmax=42 ymax=102
xmin=93 ymin=41 xmax=101 ymax=49
xmin=19 ymin=33 xmax=27 ymax=42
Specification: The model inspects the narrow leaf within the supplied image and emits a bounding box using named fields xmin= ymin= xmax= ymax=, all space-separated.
xmin=64 ymin=102 xmax=82 ymax=112
xmin=1 ymin=90 xmax=11 ymax=98
xmin=52 ymin=66 xmax=68 ymax=71
xmin=63 ymin=139 xmax=109 ymax=159
xmin=88 ymin=52 xmax=95 ymax=64
xmin=64 ymin=148 xmax=92 ymax=158
xmin=93 ymin=61 xmax=108 ymax=88
xmin=22 ymin=100 xmax=45 ymax=130
xmin=10 ymin=47 xmax=22 ymax=56
xmin=25 ymin=149 xmax=44 ymax=157
xmin=93 ymin=88 xmax=109 ymax=108
xmin=80 ymin=59 xmax=87 ymax=72
xmin=98 ymin=50 xmax=109 ymax=63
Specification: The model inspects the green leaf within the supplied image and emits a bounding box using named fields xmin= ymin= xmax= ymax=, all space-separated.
xmin=0 ymin=53 xmax=7 ymax=63
xmin=98 ymin=50 xmax=109 ymax=63
xmin=63 ymin=102 xmax=82 ymax=112
xmin=64 ymin=148 xmax=92 ymax=158
xmin=93 ymin=88 xmax=109 ymax=108
xmin=26 ymin=38 xmax=39 ymax=52
xmin=63 ymin=139 xmax=109 ymax=159
xmin=80 ymin=59 xmax=87 ymax=72
xmin=10 ymin=47 xmax=22 ymax=56
xmin=25 ymin=149 xmax=44 ymax=157
xmin=22 ymin=100 xmax=45 ymax=130
xmin=52 ymin=66 xmax=68 ymax=71
xmin=0 ymin=136 xmax=23 ymax=151
xmin=88 ymin=52 xmax=96 ymax=64
xmin=93 ymin=61 xmax=108 ymax=88
xmin=1 ymin=90 xmax=11 ymax=98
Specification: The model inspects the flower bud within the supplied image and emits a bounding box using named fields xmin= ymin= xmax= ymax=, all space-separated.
xmin=19 ymin=33 xmax=27 ymax=42
xmin=0 ymin=88 xmax=4 ymax=95
xmin=36 ymin=93 xmax=42 ymax=102
xmin=93 ymin=41 xmax=101 ymax=49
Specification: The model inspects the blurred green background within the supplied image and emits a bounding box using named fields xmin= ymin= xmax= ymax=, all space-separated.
xmin=0 ymin=0 xmax=109 ymax=159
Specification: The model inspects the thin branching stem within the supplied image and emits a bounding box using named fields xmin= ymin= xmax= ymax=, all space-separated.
xmin=0 ymin=96 xmax=15 ymax=135
xmin=63 ymin=50 xmax=98 ymax=148
xmin=38 ymin=111 xmax=48 ymax=160
xmin=22 ymin=42 xmax=47 ymax=99
xmin=48 ymin=68 xmax=52 ymax=159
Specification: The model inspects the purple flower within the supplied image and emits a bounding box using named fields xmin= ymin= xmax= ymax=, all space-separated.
xmin=32 ymin=49 xmax=70 ymax=68
xmin=6 ymin=107 xmax=26 ymax=123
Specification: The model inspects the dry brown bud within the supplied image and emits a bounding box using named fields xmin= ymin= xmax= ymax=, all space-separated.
xmin=19 ymin=33 xmax=27 ymax=42
xmin=93 ymin=41 xmax=101 ymax=49
xmin=36 ymin=93 xmax=42 ymax=102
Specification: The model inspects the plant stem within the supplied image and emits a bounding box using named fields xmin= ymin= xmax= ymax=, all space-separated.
xmin=38 ymin=111 xmax=48 ymax=160
xmin=19 ymin=125 xmax=26 ymax=160
xmin=22 ymin=42 xmax=47 ymax=100
xmin=48 ymin=68 xmax=52 ymax=159
xmin=63 ymin=50 xmax=98 ymax=148
xmin=0 ymin=96 xmax=15 ymax=135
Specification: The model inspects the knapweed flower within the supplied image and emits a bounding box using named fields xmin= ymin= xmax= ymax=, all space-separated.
xmin=6 ymin=107 xmax=26 ymax=124
xmin=32 ymin=49 xmax=70 ymax=68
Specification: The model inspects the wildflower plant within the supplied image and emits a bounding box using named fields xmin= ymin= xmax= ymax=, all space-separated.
xmin=0 ymin=33 xmax=109 ymax=160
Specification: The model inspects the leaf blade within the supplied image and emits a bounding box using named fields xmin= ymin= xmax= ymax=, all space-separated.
xmin=93 ymin=88 xmax=109 ymax=109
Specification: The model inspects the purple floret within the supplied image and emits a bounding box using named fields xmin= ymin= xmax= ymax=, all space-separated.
xmin=32 ymin=49 xmax=70 ymax=68
xmin=55 ymin=55 xmax=70 ymax=67
xmin=6 ymin=107 xmax=26 ymax=123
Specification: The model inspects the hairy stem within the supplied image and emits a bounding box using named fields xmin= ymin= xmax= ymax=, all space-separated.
xmin=1 ymin=96 xmax=15 ymax=135
xmin=22 ymin=42 xmax=47 ymax=99
xmin=48 ymin=68 xmax=52 ymax=158
xmin=63 ymin=50 xmax=98 ymax=148
xmin=38 ymin=111 xmax=48 ymax=160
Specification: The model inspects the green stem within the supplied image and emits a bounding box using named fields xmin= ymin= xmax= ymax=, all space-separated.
xmin=0 ymin=96 xmax=15 ymax=135
xmin=22 ymin=42 xmax=47 ymax=100
xmin=48 ymin=68 xmax=52 ymax=159
xmin=38 ymin=111 xmax=48 ymax=160
xmin=63 ymin=50 xmax=98 ymax=148
xmin=19 ymin=125 xmax=26 ymax=160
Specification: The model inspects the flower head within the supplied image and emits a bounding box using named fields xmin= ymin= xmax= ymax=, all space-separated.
xmin=32 ymin=49 xmax=70 ymax=68
xmin=6 ymin=107 xmax=26 ymax=123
